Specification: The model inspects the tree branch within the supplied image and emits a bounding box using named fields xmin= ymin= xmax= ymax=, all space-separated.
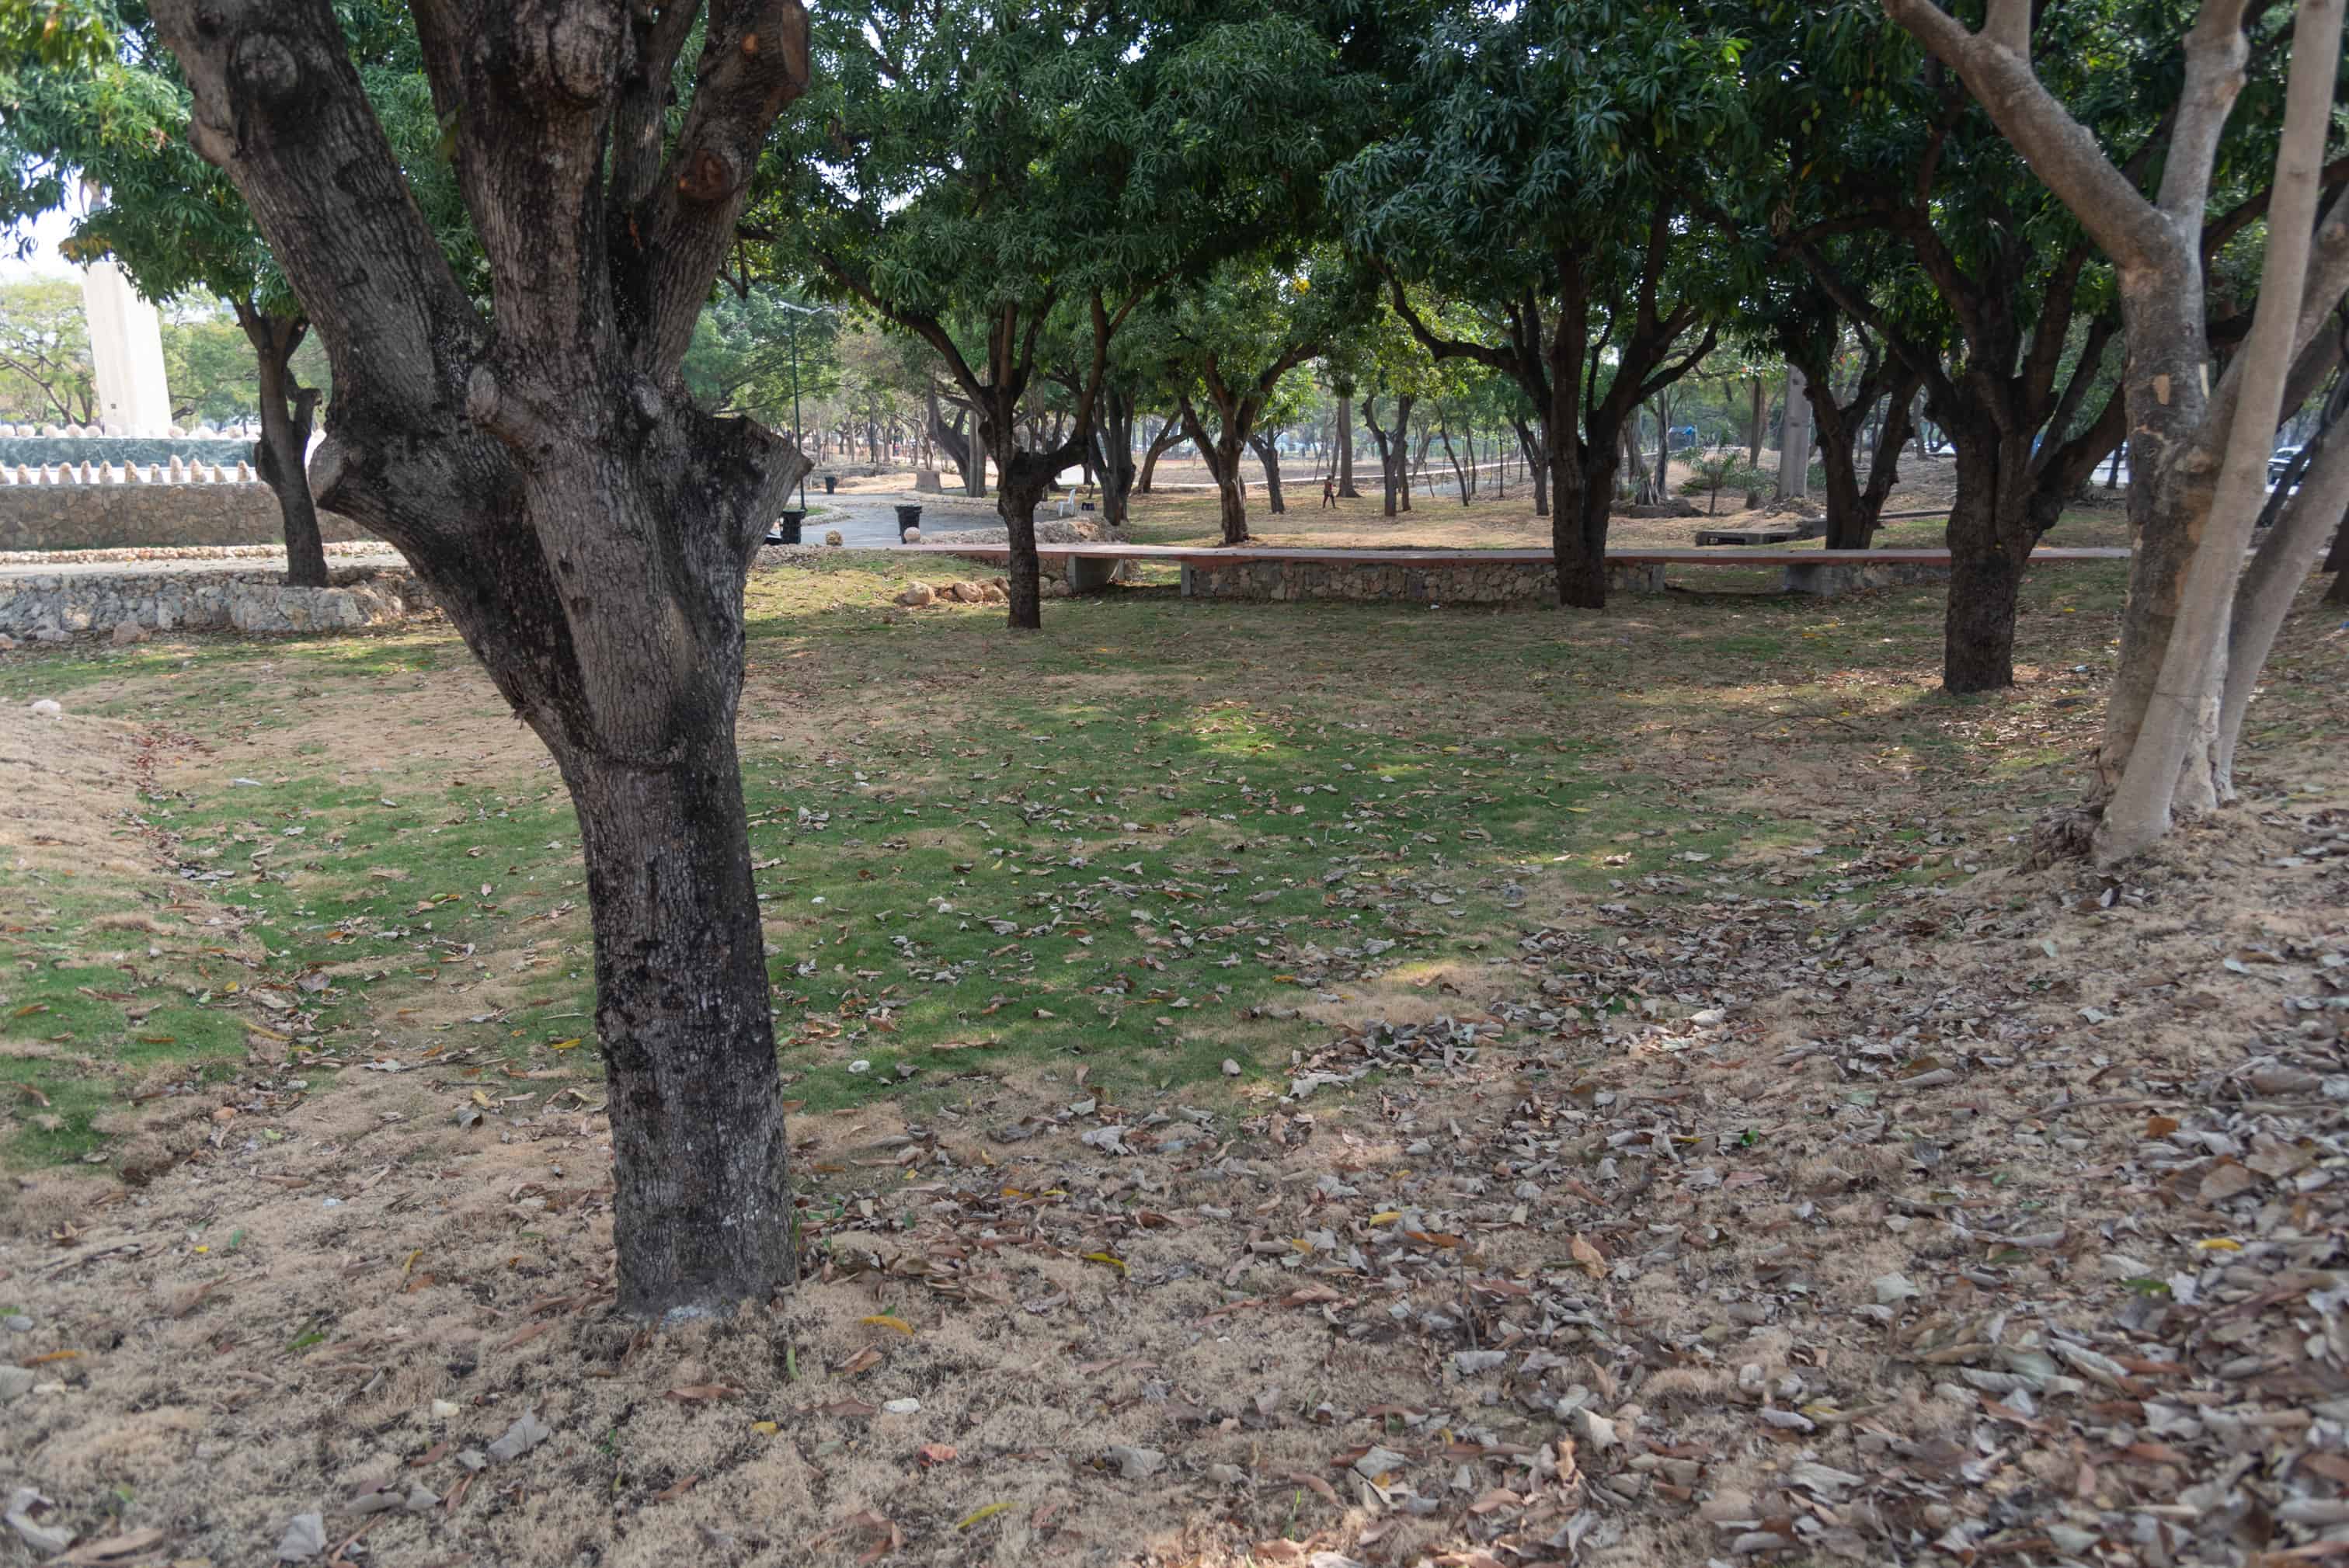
xmin=1881 ymin=0 xmax=2176 ymax=271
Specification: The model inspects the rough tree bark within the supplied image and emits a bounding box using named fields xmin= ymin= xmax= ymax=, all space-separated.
xmin=1886 ymin=0 xmax=2349 ymax=857
xmin=235 ymin=300 xmax=329 ymax=589
xmin=157 ymin=0 xmax=815 ymax=1317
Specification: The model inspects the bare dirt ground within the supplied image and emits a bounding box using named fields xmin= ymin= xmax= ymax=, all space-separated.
xmin=5 ymin=586 xmax=2349 ymax=1566
xmin=0 ymin=528 xmax=2338 ymax=1568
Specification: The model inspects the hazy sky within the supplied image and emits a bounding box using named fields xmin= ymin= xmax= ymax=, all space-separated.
xmin=2 ymin=203 xmax=82 ymax=281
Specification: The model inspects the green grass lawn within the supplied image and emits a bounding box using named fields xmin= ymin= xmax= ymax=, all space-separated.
xmin=0 ymin=522 xmax=2247 ymax=1172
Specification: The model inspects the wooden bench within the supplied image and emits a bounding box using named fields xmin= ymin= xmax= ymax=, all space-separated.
xmin=877 ymin=541 xmax=2129 ymax=602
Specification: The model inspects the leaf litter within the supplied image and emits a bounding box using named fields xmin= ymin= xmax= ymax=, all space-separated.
xmin=5 ymin=581 xmax=2349 ymax=1565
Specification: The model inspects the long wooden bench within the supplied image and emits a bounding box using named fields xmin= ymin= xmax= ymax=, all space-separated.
xmin=875 ymin=541 xmax=2130 ymax=601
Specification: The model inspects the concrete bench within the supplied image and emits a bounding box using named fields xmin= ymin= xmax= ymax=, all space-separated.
xmin=877 ymin=541 xmax=2129 ymax=602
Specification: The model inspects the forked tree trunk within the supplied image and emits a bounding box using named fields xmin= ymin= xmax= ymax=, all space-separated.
xmin=238 ymin=304 xmax=329 ymax=589
xmin=1094 ymin=385 xmax=1136 ymax=528
xmin=155 ymin=0 xmax=818 ymax=1319
xmin=1136 ymin=414 xmax=1180 ymax=494
xmin=1248 ymin=432 xmax=1286 ymax=515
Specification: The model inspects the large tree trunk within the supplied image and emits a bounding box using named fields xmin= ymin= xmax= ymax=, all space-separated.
xmin=238 ymin=304 xmax=329 ymax=589
xmin=996 ymin=447 xmax=1053 ymax=631
xmin=1940 ymin=432 xmax=2042 ymax=693
xmin=1546 ymin=440 xmax=1612 ymax=609
xmin=566 ymin=725 xmax=796 ymax=1315
xmin=1248 ymin=431 xmax=1285 ymax=516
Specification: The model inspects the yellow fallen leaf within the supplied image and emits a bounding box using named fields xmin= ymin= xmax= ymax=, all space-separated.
xmin=956 ymin=1501 xmax=1012 ymax=1531
xmin=2195 ymin=1237 xmax=2243 ymax=1252
xmin=403 ymin=1249 xmax=422 ymax=1275
xmin=860 ymin=1314 xmax=914 ymax=1337
xmin=751 ymin=1420 xmax=778 ymax=1436
xmin=1081 ymin=1251 xmax=1128 ymax=1276
xmin=548 ymin=1038 xmax=581 ymax=1052
xmin=1369 ymin=1211 xmax=1402 ymax=1226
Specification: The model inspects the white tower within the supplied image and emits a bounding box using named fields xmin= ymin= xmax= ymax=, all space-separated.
xmin=78 ymin=260 xmax=172 ymax=436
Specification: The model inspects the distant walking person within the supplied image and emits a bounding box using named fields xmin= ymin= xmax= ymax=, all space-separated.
xmin=1321 ymin=475 xmax=1338 ymax=509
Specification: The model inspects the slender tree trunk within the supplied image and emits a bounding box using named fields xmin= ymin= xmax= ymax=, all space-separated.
xmin=237 ymin=303 xmax=329 ymax=589
xmin=1137 ymin=414 xmax=1179 ymax=494
xmin=1777 ymin=363 xmax=1812 ymax=499
xmin=1652 ymin=393 xmax=1672 ymax=500
xmin=1400 ymin=407 xmax=1422 ymax=512
xmin=2215 ymin=422 xmax=2349 ymax=788
xmin=1437 ymin=411 xmax=1470 ymax=507
xmin=1748 ymin=377 xmax=1767 ymax=470
xmin=1248 ymin=431 xmax=1285 ymax=516
xmin=1337 ymin=391 xmax=1360 ymax=497
xmin=1362 ymin=397 xmax=1397 ymax=518
xmin=1858 ymin=372 xmax=1920 ymax=541
xmin=1515 ymin=417 xmax=1550 ymax=516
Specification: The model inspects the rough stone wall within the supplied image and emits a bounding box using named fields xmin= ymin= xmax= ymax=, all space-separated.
xmin=0 ymin=483 xmax=374 ymax=551
xmin=1175 ymin=557 xmax=1663 ymax=603
xmin=0 ymin=566 xmax=429 ymax=639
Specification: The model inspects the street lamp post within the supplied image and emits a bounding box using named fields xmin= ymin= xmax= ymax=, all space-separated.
xmin=776 ymin=299 xmax=839 ymax=513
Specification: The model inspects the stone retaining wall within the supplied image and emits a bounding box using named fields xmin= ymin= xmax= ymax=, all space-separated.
xmin=1176 ymin=556 xmax=1665 ymax=604
xmin=0 ymin=483 xmax=375 ymax=551
xmin=0 ymin=565 xmax=430 ymax=641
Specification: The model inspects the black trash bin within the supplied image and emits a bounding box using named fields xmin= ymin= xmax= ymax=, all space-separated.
xmin=777 ymin=509 xmax=805 ymax=544
xmin=895 ymin=503 xmax=924 ymax=541
xmin=824 ymin=475 xmax=837 ymax=495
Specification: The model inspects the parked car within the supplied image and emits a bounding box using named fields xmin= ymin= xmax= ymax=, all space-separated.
xmin=2271 ymin=446 xmax=2303 ymax=486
